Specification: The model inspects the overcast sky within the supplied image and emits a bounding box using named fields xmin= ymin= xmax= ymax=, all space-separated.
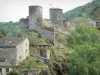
xmin=0 ymin=0 xmax=92 ymax=22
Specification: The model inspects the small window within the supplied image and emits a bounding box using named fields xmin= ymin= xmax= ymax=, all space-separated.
xmin=6 ymin=68 xmax=9 ymax=72
xmin=19 ymin=56 xmax=21 ymax=59
xmin=0 ymin=68 xmax=2 ymax=72
xmin=57 ymin=16 xmax=60 ymax=20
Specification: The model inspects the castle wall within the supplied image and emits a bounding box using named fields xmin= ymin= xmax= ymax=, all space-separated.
xmin=50 ymin=8 xmax=63 ymax=26
xmin=63 ymin=20 xmax=70 ymax=27
xmin=20 ymin=18 xmax=29 ymax=31
xmin=29 ymin=5 xmax=43 ymax=28
xmin=30 ymin=25 xmax=54 ymax=43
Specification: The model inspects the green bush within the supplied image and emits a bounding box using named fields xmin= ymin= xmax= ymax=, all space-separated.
xmin=7 ymin=71 xmax=20 ymax=75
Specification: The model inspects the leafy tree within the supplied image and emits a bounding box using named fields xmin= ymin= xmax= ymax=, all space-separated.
xmin=40 ymin=38 xmax=50 ymax=43
xmin=89 ymin=0 xmax=100 ymax=20
xmin=0 ymin=22 xmax=20 ymax=37
xmin=64 ymin=0 xmax=100 ymax=21
xmin=66 ymin=24 xmax=100 ymax=75
xmin=66 ymin=24 xmax=100 ymax=48
xmin=24 ymin=57 xmax=43 ymax=70
xmin=7 ymin=71 xmax=20 ymax=75
xmin=0 ymin=26 xmax=6 ymax=37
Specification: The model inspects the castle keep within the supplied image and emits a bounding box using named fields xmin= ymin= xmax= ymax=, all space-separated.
xmin=29 ymin=6 xmax=43 ymax=28
xmin=20 ymin=5 xmax=68 ymax=43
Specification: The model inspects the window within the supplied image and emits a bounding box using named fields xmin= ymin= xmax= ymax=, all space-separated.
xmin=57 ymin=16 xmax=60 ymax=20
xmin=26 ymin=49 xmax=27 ymax=52
xmin=6 ymin=68 xmax=9 ymax=72
xmin=19 ymin=56 xmax=21 ymax=59
xmin=0 ymin=68 xmax=2 ymax=72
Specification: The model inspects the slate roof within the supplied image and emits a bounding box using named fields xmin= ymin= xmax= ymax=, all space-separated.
xmin=0 ymin=58 xmax=12 ymax=67
xmin=0 ymin=57 xmax=7 ymax=62
xmin=0 ymin=37 xmax=26 ymax=47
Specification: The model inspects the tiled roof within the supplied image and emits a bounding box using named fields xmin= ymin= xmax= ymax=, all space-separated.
xmin=0 ymin=37 xmax=26 ymax=47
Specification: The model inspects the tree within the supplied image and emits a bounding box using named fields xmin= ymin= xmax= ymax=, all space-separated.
xmin=66 ymin=24 xmax=100 ymax=75
xmin=24 ymin=57 xmax=43 ymax=70
xmin=7 ymin=71 xmax=20 ymax=75
xmin=0 ymin=27 xmax=6 ymax=37
xmin=89 ymin=2 xmax=100 ymax=20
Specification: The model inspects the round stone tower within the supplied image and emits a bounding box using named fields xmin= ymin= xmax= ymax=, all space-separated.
xmin=50 ymin=8 xmax=63 ymax=26
xmin=29 ymin=5 xmax=43 ymax=29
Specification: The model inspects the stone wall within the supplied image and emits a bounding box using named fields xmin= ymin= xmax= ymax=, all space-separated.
xmin=0 ymin=47 xmax=17 ymax=65
xmin=16 ymin=38 xmax=29 ymax=65
xmin=29 ymin=6 xmax=43 ymax=27
xmin=20 ymin=18 xmax=29 ymax=31
xmin=0 ymin=38 xmax=29 ymax=66
xmin=29 ymin=25 xmax=54 ymax=43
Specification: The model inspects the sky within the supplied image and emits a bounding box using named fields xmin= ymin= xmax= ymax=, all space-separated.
xmin=0 ymin=0 xmax=92 ymax=22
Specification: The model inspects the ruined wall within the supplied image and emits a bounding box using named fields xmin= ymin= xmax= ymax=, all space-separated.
xmin=50 ymin=8 xmax=63 ymax=26
xmin=63 ymin=20 xmax=70 ymax=27
xmin=29 ymin=5 xmax=43 ymax=29
xmin=96 ymin=19 xmax=100 ymax=27
xmin=20 ymin=18 xmax=29 ymax=31
xmin=30 ymin=25 xmax=54 ymax=43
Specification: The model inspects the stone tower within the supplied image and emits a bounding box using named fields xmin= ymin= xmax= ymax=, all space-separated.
xmin=29 ymin=5 xmax=43 ymax=29
xmin=50 ymin=8 xmax=63 ymax=26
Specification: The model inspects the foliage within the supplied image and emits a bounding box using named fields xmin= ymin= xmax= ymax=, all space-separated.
xmin=0 ymin=21 xmax=20 ymax=37
xmin=40 ymin=38 xmax=50 ymax=43
xmin=0 ymin=27 xmax=6 ymax=37
xmin=48 ymin=46 xmax=69 ymax=75
xmin=66 ymin=24 xmax=100 ymax=48
xmin=7 ymin=70 xmax=20 ymax=75
xmin=66 ymin=25 xmax=100 ymax=75
xmin=89 ymin=0 xmax=100 ymax=20
xmin=64 ymin=0 xmax=100 ymax=20
xmin=24 ymin=57 xmax=43 ymax=70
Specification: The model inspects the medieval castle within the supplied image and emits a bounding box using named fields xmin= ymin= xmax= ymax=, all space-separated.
xmin=19 ymin=5 xmax=69 ymax=43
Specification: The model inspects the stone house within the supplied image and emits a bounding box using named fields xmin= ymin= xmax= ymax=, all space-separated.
xmin=0 ymin=37 xmax=29 ymax=66
xmin=0 ymin=58 xmax=12 ymax=75
xmin=37 ymin=42 xmax=50 ymax=64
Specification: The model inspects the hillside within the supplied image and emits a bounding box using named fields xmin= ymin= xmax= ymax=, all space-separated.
xmin=64 ymin=0 xmax=100 ymax=21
